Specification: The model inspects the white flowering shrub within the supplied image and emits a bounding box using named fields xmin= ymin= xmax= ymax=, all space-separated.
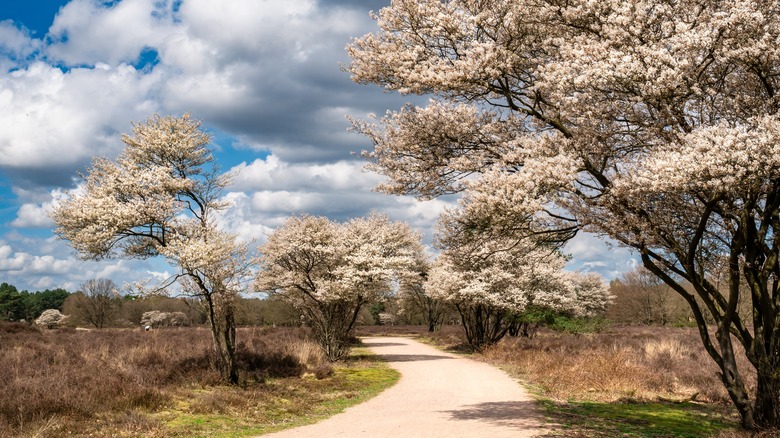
xmin=347 ymin=0 xmax=780 ymax=427
xmin=395 ymin=256 xmax=451 ymax=332
xmin=34 ymin=309 xmax=67 ymax=329
xmin=140 ymin=310 xmax=190 ymax=328
xmin=427 ymin=218 xmax=610 ymax=348
xmin=255 ymin=213 xmax=423 ymax=360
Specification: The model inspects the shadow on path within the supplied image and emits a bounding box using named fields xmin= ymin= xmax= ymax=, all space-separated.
xmin=361 ymin=342 xmax=408 ymax=348
xmin=378 ymin=353 xmax=454 ymax=362
xmin=442 ymin=401 xmax=545 ymax=428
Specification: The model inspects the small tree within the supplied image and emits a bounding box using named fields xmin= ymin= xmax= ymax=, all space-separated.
xmin=396 ymin=257 xmax=448 ymax=332
xmin=65 ymin=278 xmax=120 ymax=328
xmin=425 ymin=207 xmax=611 ymax=348
xmin=50 ymin=114 xmax=248 ymax=384
xmin=427 ymin=244 xmax=609 ymax=348
xmin=140 ymin=310 xmax=190 ymax=327
xmin=255 ymin=213 xmax=423 ymax=360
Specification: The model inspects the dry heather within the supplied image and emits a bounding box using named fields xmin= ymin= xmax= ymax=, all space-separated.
xmin=0 ymin=322 xmax=330 ymax=437
xmin=470 ymin=325 xmax=751 ymax=405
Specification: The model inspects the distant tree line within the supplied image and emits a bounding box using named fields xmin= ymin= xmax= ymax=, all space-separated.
xmin=0 ymin=283 xmax=69 ymax=323
xmin=0 ymin=280 xmax=300 ymax=328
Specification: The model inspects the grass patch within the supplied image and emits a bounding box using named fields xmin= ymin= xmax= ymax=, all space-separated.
xmin=539 ymin=399 xmax=737 ymax=437
xmin=158 ymin=347 xmax=399 ymax=437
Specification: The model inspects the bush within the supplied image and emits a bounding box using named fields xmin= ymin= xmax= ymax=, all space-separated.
xmin=0 ymin=326 xmax=329 ymax=437
xmin=140 ymin=310 xmax=190 ymax=328
xmin=548 ymin=315 xmax=610 ymax=334
xmin=34 ymin=309 xmax=67 ymax=328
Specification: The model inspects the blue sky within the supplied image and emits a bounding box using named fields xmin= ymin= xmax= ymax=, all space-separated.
xmin=0 ymin=0 xmax=636 ymax=292
xmin=0 ymin=2 xmax=65 ymax=36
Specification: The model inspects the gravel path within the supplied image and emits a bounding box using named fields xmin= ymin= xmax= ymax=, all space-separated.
xmin=262 ymin=336 xmax=548 ymax=437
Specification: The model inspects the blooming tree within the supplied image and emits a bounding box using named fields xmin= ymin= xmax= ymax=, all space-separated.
xmin=255 ymin=213 xmax=423 ymax=360
xmin=348 ymin=0 xmax=780 ymax=428
xmin=50 ymin=114 xmax=249 ymax=384
xmin=396 ymin=256 xmax=449 ymax=332
xmin=34 ymin=309 xmax=67 ymax=329
xmin=427 ymin=209 xmax=610 ymax=347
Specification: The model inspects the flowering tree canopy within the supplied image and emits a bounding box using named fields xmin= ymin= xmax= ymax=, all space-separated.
xmin=348 ymin=0 xmax=780 ymax=429
xmin=395 ymin=254 xmax=450 ymax=332
xmin=427 ymin=209 xmax=610 ymax=346
xmin=50 ymin=114 xmax=248 ymax=384
xmin=255 ymin=213 xmax=423 ymax=360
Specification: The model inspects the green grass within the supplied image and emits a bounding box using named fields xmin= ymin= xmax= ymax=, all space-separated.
xmin=540 ymin=399 xmax=739 ymax=437
xmin=159 ymin=347 xmax=400 ymax=437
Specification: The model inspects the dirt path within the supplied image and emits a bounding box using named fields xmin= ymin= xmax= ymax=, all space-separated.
xmin=262 ymin=336 xmax=548 ymax=437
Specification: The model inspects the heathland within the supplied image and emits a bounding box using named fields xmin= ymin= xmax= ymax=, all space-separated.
xmin=3 ymin=319 xmax=771 ymax=437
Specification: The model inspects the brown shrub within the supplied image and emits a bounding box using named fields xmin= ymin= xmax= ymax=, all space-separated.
xmin=0 ymin=320 xmax=42 ymax=334
xmin=442 ymin=325 xmax=752 ymax=406
xmin=0 ymin=326 xmax=329 ymax=437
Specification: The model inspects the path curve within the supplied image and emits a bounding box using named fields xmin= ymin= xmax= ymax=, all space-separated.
xmin=262 ymin=336 xmax=548 ymax=437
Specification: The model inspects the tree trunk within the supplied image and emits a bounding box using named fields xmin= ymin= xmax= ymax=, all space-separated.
xmin=206 ymin=294 xmax=238 ymax=385
xmin=715 ymin=325 xmax=756 ymax=429
xmin=753 ymin=372 xmax=780 ymax=428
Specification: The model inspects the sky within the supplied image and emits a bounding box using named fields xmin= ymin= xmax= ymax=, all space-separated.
xmin=0 ymin=0 xmax=637 ymax=292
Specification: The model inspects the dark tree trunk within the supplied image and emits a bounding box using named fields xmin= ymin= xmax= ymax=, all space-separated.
xmin=456 ymin=302 xmax=510 ymax=349
xmin=303 ymin=297 xmax=365 ymax=362
xmin=205 ymin=293 xmax=238 ymax=385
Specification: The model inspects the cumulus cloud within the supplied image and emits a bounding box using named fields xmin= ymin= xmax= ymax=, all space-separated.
xmin=46 ymin=0 xmax=171 ymax=65
xmin=0 ymin=236 xmax=163 ymax=291
xmin=0 ymin=0 xmax=635 ymax=291
xmin=229 ymin=155 xmax=382 ymax=192
xmin=564 ymin=233 xmax=638 ymax=280
xmin=0 ymin=0 xmax=405 ymax=187
xmin=0 ymin=20 xmax=40 ymax=61
xmin=220 ymin=156 xmax=457 ymax=245
xmin=11 ymin=203 xmax=53 ymax=228
xmin=0 ymin=62 xmax=163 ymax=185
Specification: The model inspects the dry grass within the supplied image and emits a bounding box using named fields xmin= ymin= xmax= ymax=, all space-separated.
xmin=415 ymin=324 xmax=759 ymax=436
xmin=420 ymin=324 xmax=752 ymax=406
xmin=0 ymin=322 xmax=333 ymax=437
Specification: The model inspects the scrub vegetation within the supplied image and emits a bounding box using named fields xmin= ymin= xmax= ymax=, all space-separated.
xmin=0 ymin=322 xmax=397 ymax=437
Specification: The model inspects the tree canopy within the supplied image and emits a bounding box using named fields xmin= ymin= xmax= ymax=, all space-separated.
xmin=348 ymin=0 xmax=780 ymax=429
xmin=51 ymin=114 xmax=248 ymax=384
xmin=255 ymin=213 xmax=424 ymax=360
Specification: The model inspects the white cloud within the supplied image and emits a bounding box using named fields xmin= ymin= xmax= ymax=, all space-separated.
xmin=0 ymin=20 xmax=40 ymax=59
xmin=46 ymin=0 xmax=170 ymax=65
xmin=11 ymin=203 xmax=53 ymax=228
xmin=218 ymin=156 xmax=458 ymax=247
xmin=564 ymin=232 xmax=638 ymax=280
xmin=0 ymin=0 xmax=396 ymax=182
xmin=0 ymin=243 xmax=77 ymax=275
xmin=0 ymin=234 xmax=169 ymax=292
xmin=229 ymin=155 xmax=383 ymax=193
xmin=0 ymin=61 xmax=163 ymax=173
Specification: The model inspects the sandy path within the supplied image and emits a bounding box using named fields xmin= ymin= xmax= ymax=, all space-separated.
xmin=261 ymin=336 xmax=548 ymax=437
